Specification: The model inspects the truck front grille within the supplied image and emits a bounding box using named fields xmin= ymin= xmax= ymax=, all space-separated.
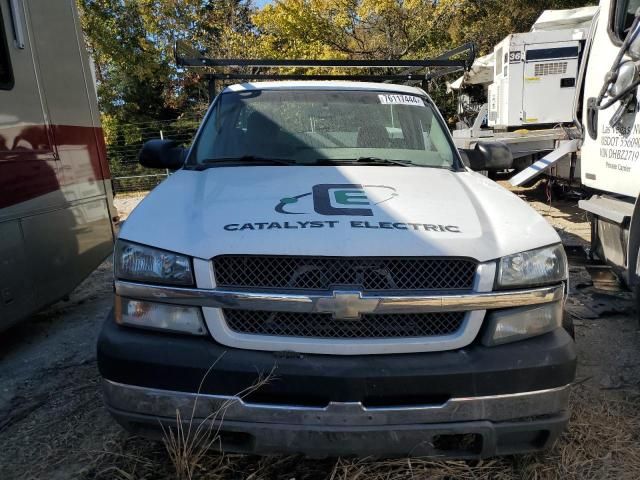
xmin=223 ymin=310 xmax=465 ymax=339
xmin=213 ymin=256 xmax=477 ymax=291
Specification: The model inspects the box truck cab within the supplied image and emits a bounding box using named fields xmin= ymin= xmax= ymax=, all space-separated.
xmin=98 ymin=81 xmax=576 ymax=457
xmin=578 ymin=0 xmax=640 ymax=314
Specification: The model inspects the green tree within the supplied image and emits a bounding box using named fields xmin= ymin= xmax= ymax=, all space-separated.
xmin=78 ymin=0 xmax=254 ymax=124
xmin=252 ymin=0 xmax=596 ymax=60
xmin=79 ymin=0 xmax=597 ymax=123
xmin=79 ymin=0 xmax=176 ymax=123
xmin=439 ymin=0 xmax=597 ymax=55
xmin=250 ymin=0 xmax=596 ymax=122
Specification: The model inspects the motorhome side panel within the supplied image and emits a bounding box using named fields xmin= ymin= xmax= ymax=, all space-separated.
xmin=0 ymin=0 xmax=114 ymax=331
xmin=25 ymin=0 xmax=115 ymax=290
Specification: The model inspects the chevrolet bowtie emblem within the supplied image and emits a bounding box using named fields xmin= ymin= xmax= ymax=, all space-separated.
xmin=316 ymin=290 xmax=380 ymax=320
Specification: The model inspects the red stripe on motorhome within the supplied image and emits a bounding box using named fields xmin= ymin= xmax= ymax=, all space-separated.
xmin=0 ymin=124 xmax=111 ymax=209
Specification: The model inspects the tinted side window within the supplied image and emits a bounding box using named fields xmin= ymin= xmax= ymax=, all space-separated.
xmin=612 ymin=0 xmax=640 ymax=42
xmin=0 ymin=6 xmax=13 ymax=90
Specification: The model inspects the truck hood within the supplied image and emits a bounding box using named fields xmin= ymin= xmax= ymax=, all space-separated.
xmin=119 ymin=166 xmax=560 ymax=263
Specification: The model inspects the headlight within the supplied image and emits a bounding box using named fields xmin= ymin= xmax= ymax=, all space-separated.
xmin=497 ymin=244 xmax=567 ymax=288
xmin=115 ymin=296 xmax=206 ymax=335
xmin=115 ymin=240 xmax=193 ymax=285
xmin=482 ymin=301 xmax=563 ymax=346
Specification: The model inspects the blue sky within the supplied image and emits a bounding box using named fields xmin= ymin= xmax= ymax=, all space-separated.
xmin=253 ymin=0 xmax=273 ymax=8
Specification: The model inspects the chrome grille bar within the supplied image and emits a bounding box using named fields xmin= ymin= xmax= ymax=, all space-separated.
xmin=115 ymin=281 xmax=564 ymax=317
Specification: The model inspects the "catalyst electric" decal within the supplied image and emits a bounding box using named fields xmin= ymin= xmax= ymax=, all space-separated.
xmin=224 ymin=183 xmax=461 ymax=233
xmin=224 ymin=221 xmax=461 ymax=233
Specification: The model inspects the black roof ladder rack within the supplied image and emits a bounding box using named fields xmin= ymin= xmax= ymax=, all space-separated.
xmin=174 ymin=42 xmax=476 ymax=103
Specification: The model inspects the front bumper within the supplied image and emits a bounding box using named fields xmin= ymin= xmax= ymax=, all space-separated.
xmin=105 ymin=379 xmax=569 ymax=457
xmin=98 ymin=314 xmax=576 ymax=457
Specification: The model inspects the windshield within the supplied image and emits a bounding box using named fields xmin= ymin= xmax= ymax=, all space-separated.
xmin=189 ymin=89 xmax=458 ymax=168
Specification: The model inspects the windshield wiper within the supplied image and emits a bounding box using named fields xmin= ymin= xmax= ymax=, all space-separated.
xmin=356 ymin=157 xmax=413 ymax=166
xmin=319 ymin=157 xmax=413 ymax=167
xmin=197 ymin=155 xmax=433 ymax=168
xmin=200 ymin=155 xmax=297 ymax=166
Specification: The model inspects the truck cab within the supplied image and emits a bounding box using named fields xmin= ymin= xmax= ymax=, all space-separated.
xmin=578 ymin=0 xmax=640 ymax=314
xmin=98 ymin=81 xmax=575 ymax=457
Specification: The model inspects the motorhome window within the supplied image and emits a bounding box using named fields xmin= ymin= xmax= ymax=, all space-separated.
xmin=612 ymin=0 xmax=640 ymax=42
xmin=191 ymin=90 xmax=457 ymax=169
xmin=0 ymin=7 xmax=14 ymax=90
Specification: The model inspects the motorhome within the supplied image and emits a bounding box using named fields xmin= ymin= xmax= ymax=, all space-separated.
xmin=0 ymin=0 xmax=116 ymax=331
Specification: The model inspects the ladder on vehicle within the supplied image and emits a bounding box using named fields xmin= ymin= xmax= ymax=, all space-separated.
xmin=173 ymin=42 xmax=476 ymax=102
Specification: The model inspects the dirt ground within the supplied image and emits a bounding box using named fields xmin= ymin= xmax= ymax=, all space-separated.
xmin=0 ymin=183 xmax=639 ymax=480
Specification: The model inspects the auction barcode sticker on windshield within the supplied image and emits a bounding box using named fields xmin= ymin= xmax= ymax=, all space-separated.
xmin=378 ymin=94 xmax=424 ymax=106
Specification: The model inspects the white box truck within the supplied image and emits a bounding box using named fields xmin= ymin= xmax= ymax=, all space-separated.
xmin=577 ymin=0 xmax=640 ymax=315
xmin=454 ymin=1 xmax=640 ymax=318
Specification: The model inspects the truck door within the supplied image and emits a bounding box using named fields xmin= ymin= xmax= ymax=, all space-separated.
xmin=581 ymin=0 xmax=640 ymax=199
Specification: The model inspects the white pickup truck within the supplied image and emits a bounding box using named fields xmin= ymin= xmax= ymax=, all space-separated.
xmin=98 ymin=81 xmax=575 ymax=458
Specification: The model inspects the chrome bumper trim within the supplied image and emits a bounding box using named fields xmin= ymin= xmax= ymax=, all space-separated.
xmin=103 ymin=379 xmax=570 ymax=426
xmin=115 ymin=281 xmax=564 ymax=317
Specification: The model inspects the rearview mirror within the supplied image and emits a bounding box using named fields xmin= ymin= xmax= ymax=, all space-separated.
xmin=139 ymin=139 xmax=187 ymax=170
xmin=460 ymin=142 xmax=512 ymax=171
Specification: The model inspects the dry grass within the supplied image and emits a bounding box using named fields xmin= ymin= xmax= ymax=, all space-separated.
xmin=82 ymin=383 xmax=640 ymax=480
xmin=321 ymin=387 xmax=640 ymax=480
xmin=161 ymin=356 xmax=274 ymax=480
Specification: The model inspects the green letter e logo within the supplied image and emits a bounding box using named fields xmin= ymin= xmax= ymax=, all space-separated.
xmin=334 ymin=189 xmax=369 ymax=205
xmin=313 ymin=184 xmax=374 ymax=216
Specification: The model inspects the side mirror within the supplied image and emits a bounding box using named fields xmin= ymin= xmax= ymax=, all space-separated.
xmin=139 ymin=139 xmax=187 ymax=170
xmin=460 ymin=142 xmax=512 ymax=171
xmin=608 ymin=60 xmax=639 ymax=98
